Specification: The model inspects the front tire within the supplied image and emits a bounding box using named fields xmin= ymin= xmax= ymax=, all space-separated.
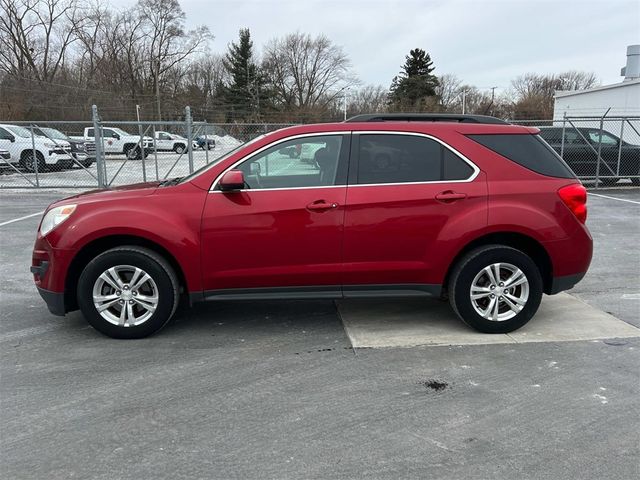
xmin=21 ymin=151 xmax=46 ymax=173
xmin=449 ymin=245 xmax=543 ymax=333
xmin=174 ymin=144 xmax=186 ymax=154
xmin=77 ymin=246 xmax=180 ymax=339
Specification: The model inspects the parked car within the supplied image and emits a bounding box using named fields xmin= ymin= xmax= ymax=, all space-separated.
xmin=538 ymin=126 xmax=640 ymax=185
xmin=0 ymin=149 xmax=10 ymax=163
xmin=76 ymin=127 xmax=153 ymax=160
xmin=33 ymin=126 xmax=95 ymax=168
xmin=0 ymin=124 xmax=73 ymax=172
xmin=195 ymin=135 xmax=216 ymax=150
xmin=32 ymin=113 xmax=592 ymax=339
xmin=154 ymin=131 xmax=198 ymax=154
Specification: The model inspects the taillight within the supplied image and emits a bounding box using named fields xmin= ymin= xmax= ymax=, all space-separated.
xmin=558 ymin=183 xmax=587 ymax=224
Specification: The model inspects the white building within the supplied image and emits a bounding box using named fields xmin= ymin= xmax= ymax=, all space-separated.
xmin=553 ymin=45 xmax=640 ymax=142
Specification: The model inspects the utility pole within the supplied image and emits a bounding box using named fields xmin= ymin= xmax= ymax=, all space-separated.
xmin=155 ymin=59 xmax=161 ymax=121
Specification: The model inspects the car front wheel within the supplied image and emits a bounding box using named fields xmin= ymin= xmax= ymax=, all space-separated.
xmin=448 ymin=245 xmax=543 ymax=333
xmin=77 ymin=246 xmax=180 ymax=339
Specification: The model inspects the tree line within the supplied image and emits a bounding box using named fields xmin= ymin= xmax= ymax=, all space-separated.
xmin=0 ymin=0 xmax=599 ymax=122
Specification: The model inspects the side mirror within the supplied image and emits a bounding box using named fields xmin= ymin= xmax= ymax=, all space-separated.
xmin=9 ymin=135 xmax=15 ymax=143
xmin=219 ymin=170 xmax=245 ymax=191
xmin=113 ymin=133 xmax=120 ymax=140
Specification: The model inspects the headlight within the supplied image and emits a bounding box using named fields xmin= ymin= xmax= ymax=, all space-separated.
xmin=76 ymin=144 xmax=85 ymax=151
xmin=40 ymin=204 xmax=76 ymax=236
xmin=44 ymin=142 xmax=57 ymax=149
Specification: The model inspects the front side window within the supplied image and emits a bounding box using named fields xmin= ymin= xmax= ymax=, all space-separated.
xmin=234 ymin=135 xmax=345 ymax=189
xmin=0 ymin=127 xmax=14 ymax=140
xmin=356 ymin=134 xmax=474 ymax=184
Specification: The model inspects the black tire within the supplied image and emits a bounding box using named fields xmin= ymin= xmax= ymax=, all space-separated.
xmin=124 ymin=145 xmax=144 ymax=160
xmin=448 ymin=245 xmax=543 ymax=333
xmin=174 ymin=143 xmax=186 ymax=154
xmin=77 ymin=246 xmax=180 ymax=339
xmin=21 ymin=151 xmax=46 ymax=173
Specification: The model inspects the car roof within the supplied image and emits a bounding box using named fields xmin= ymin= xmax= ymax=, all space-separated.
xmin=267 ymin=121 xmax=538 ymax=138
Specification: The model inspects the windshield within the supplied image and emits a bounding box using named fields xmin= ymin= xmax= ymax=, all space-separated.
xmin=110 ymin=127 xmax=131 ymax=136
xmin=39 ymin=127 xmax=68 ymax=140
xmin=179 ymin=134 xmax=266 ymax=184
xmin=5 ymin=125 xmax=32 ymax=138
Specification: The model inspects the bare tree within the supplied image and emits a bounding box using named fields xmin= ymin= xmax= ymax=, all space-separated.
xmin=347 ymin=84 xmax=388 ymax=115
xmin=0 ymin=0 xmax=87 ymax=81
xmin=436 ymin=73 xmax=463 ymax=111
xmin=263 ymin=32 xmax=357 ymax=116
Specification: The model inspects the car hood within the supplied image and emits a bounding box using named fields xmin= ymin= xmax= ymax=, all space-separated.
xmin=50 ymin=181 xmax=161 ymax=207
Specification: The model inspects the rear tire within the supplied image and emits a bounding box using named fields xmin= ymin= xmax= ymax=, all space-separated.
xmin=77 ymin=246 xmax=180 ymax=339
xmin=174 ymin=144 xmax=186 ymax=154
xmin=449 ymin=245 xmax=543 ymax=333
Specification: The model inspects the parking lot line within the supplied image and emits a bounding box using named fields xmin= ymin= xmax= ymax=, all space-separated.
xmin=0 ymin=211 xmax=44 ymax=227
xmin=588 ymin=192 xmax=640 ymax=205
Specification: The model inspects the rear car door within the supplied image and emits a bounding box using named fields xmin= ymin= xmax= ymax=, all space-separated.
xmin=200 ymin=133 xmax=351 ymax=294
xmin=342 ymin=132 xmax=487 ymax=292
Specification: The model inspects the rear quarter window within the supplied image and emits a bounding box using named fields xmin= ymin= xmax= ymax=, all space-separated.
xmin=468 ymin=134 xmax=576 ymax=179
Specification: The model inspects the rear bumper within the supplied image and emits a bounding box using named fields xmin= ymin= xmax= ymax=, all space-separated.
xmin=548 ymin=272 xmax=587 ymax=295
xmin=36 ymin=287 xmax=66 ymax=316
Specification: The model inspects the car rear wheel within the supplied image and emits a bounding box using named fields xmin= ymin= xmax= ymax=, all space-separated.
xmin=449 ymin=245 xmax=543 ymax=333
xmin=174 ymin=144 xmax=186 ymax=154
xmin=77 ymin=246 xmax=180 ymax=339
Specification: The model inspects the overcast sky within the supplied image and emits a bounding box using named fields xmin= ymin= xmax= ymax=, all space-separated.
xmin=116 ymin=0 xmax=639 ymax=93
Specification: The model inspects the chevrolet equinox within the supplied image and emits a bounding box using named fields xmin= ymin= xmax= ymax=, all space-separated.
xmin=32 ymin=114 xmax=593 ymax=339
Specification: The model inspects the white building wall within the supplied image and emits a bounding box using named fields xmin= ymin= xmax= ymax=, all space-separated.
xmin=553 ymin=80 xmax=640 ymax=143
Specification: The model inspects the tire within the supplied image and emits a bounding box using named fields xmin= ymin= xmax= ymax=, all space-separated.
xmin=124 ymin=145 xmax=142 ymax=160
xmin=174 ymin=144 xmax=186 ymax=154
xmin=21 ymin=151 xmax=46 ymax=173
xmin=448 ymin=245 xmax=543 ymax=333
xmin=77 ymin=246 xmax=180 ymax=339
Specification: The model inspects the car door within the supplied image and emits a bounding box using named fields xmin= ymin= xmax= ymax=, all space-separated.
xmin=342 ymin=132 xmax=487 ymax=292
xmin=156 ymin=132 xmax=171 ymax=151
xmin=200 ymin=133 xmax=350 ymax=295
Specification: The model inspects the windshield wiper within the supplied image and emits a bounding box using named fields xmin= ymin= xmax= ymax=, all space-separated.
xmin=159 ymin=177 xmax=183 ymax=187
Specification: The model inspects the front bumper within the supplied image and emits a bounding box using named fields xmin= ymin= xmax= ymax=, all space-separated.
xmin=36 ymin=287 xmax=66 ymax=316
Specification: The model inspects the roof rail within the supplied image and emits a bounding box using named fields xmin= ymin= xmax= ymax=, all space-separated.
xmin=344 ymin=113 xmax=509 ymax=125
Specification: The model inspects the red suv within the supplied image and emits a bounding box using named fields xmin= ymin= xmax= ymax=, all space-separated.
xmin=31 ymin=114 xmax=592 ymax=339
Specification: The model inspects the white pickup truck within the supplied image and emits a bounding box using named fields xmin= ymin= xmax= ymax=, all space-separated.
xmin=0 ymin=123 xmax=74 ymax=172
xmin=154 ymin=131 xmax=198 ymax=154
xmin=78 ymin=127 xmax=153 ymax=160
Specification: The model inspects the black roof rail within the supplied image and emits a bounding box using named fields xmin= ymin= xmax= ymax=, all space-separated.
xmin=344 ymin=113 xmax=509 ymax=125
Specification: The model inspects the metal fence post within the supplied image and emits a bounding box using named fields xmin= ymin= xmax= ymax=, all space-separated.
xmin=560 ymin=115 xmax=567 ymax=160
xmin=185 ymin=106 xmax=194 ymax=173
xmin=92 ymin=105 xmax=106 ymax=188
xmin=137 ymin=117 xmax=147 ymax=182
xmin=594 ymin=114 xmax=605 ymax=189
xmin=617 ymin=120 xmax=624 ymax=176
xmin=204 ymin=120 xmax=210 ymax=164
xmin=29 ymin=124 xmax=40 ymax=187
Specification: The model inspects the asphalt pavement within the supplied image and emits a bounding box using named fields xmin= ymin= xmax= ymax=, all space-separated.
xmin=1 ymin=188 xmax=638 ymax=480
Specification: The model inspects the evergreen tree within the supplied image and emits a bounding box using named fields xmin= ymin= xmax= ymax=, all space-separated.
xmin=222 ymin=28 xmax=265 ymax=120
xmin=389 ymin=48 xmax=439 ymax=109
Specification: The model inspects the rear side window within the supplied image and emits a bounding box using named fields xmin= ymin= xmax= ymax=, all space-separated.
xmin=357 ymin=134 xmax=475 ymax=184
xmin=468 ymin=134 xmax=575 ymax=179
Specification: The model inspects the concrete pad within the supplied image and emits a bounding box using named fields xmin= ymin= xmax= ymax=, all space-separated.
xmin=338 ymin=293 xmax=640 ymax=348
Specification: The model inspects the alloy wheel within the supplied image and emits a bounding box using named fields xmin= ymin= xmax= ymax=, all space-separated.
xmin=469 ymin=262 xmax=529 ymax=322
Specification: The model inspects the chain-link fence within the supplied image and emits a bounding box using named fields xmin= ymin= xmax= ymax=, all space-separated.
xmin=1 ymin=108 xmax=638 ymax=188
xmin=512 ymin=116 xmax=640 ymax=187
xmin=0 ymin=106 xmax=292 ymax=188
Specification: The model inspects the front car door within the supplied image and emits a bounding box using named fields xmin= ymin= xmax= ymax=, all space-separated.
xmin=342 ymin=132 xmax=487 ymax=294
xmin=200 ymin=132 xmax=350 ymax=296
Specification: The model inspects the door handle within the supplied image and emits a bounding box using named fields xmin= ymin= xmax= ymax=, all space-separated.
xmin=306 ymin=200 xmax=338 ymax=211
xmin=435 ymin=190 xmax=467 ymax=203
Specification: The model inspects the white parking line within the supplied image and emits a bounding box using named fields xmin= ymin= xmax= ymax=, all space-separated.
xmin=0 ymin=211 xmax=44 ymax=227
xmin=588 ymin=193 xmax=640 ymax=205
